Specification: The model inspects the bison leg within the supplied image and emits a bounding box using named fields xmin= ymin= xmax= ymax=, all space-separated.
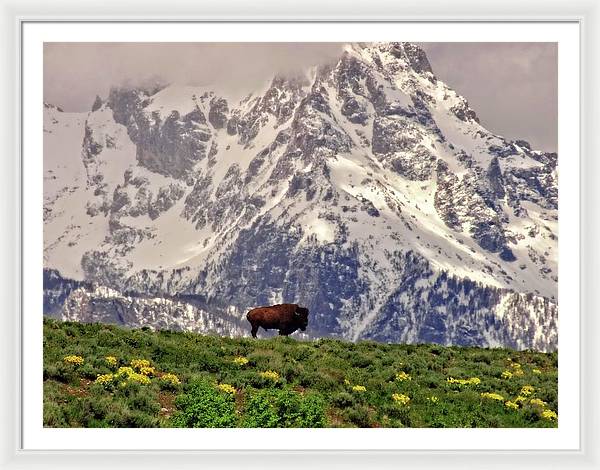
xmin=250 ymin=323 xmax=259 ymax=338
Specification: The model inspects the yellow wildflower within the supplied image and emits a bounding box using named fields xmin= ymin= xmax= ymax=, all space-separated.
xmin=530 ymin=398 xmax=547 ymax=408
xmin=532 ymin=368 xmax=542 ymax=375
xmin=514 ymin=396 xmax=527 ymax=404
xmin=541 ymin=409 xmax=558 ymax=421
xmin=139 ymin=366 xmax=156 ymax=377
xmin=259 ymin=370 xmax=280 ymax=381
xmin=130 ymin=359 xmax=151 ymax=370
xmin=501 ymin=370 xmax=513 ymax=379
xmin=63 ymin=355 xmax=84 ymax=365
xmin=447 ymin=377 xmax=481 ymax=386
xmin=217 ymin=383 xmax=236 ymax=395
xmin=160 ymin=373 xmax=181 ymax=386
xmin=115 ymin=366 xmax=135 ymax=377
xmin=427 ymin=396 xmax=439 ymax=404
xmin=507 ymin=362 xmax=524 ymax=376
xmin=481 ymin=392 xmax=504 ymax=401
xmin=520 ymin=385 xmax=535 ymax=397
xmin=127 ymin=372 xmax=151 ymax=385
xmin=95 ymin=373 xmax=114 ymax=385
xmin=112 ymin=366 xmax=150 ymax=384
xmin=343 ymin=379 xmax=350 ymax=385
xmin=395 ymin=371 xmax=412 ymax=382
xmin=352 ymin=385 xmax=366 ymax=393
xmin=232 ymin=356 xmax=249 ymax=366
xmin=392 ymin=393 xmax=410 ymax=405
xmin=505 ymin=401 xmax=519 ymax=410
xmin=105 ymin=356 xmax=118 ymax=367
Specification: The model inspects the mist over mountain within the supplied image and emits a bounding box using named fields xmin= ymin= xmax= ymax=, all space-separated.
xmin=43 ymin=42 xmax=558 ymax=351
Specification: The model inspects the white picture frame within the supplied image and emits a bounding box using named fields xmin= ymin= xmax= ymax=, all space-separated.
xmin=1 ymin=0 xmax=599 ymax=468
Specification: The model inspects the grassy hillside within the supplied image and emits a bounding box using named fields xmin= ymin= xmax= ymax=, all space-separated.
xmin=43 ymin=318 xmax=558 ymax=428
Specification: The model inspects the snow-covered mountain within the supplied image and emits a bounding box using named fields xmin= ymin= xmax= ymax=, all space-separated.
xmin=43 ymin=42 xmax=558 ymax=351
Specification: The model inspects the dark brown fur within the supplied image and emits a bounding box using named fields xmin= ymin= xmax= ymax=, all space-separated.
xmin=246 ymin=303 xmax=309 ymax=338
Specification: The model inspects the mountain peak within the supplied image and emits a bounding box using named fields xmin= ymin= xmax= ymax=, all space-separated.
xmin=344 ymin=42 xmax=433 ymax=75
xmin=44 ymin=42 xmax=558 ymax=351
xmin=268 ymin=72 xmax=312 ymax=93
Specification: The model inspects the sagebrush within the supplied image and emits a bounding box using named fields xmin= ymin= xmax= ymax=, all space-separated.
xmin=43 ymin=318 xmax=558 ymax=428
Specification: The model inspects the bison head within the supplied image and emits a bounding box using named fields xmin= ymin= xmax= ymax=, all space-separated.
xmin=294 ymin=306 xmax=309 ymax=331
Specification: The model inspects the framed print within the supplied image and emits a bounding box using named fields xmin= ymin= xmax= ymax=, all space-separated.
xmin=1 ymin=0 xmax=599 ymax=468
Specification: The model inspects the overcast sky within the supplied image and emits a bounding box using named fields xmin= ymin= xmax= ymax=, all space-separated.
xmin=44 ymin=42 xmax=557 ymax=152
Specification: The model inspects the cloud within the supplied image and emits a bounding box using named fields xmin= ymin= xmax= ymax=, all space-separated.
xmin=44 ymin=42 xmax=344 ymax=111
xmin=419 ymin=42 xmax=557 ymax=152
xmin=44 ymin=42 xmax=557 ymax=152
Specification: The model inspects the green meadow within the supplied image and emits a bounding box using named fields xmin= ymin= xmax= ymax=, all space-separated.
xmin=43 ymin=318 xmax=558 ymax=428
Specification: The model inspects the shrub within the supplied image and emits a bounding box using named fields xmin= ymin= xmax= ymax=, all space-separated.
xmin=193 ymin=352 xmax=223 ymax=373
xmin=332 ymin=391 xmax=354 ymax=408
xmin=344 ymin=404 xmax=372 ymax=428
xmin=298 ymin=394 xmax=326 ymax=427
xmin=297 ymin=370 xmax=337 ymax=391
xmin=287 ymin=346 xmax=313 ymax=362
xmin=61 ymin=395 xmax=114 ymax=427
xmin=125 ymin=389 xmax=161 ymax=415
xmin=79 ymin=362 xmax=99 ymax=380
xmin=122 ymin=410 xmax=160 ymax=428
xmin=241 ymin=389 xmax=279 ymax=428
xmin=159 ymin=373 xmax=181 ymax=391
xmin=46 ymin=361 xmax=78 ymax=384
xmin=347 ymin=351 xmax=371 ymax=368
xmin=241 ymin=388 xmax=326 ymax=428
xmin=172 ymin=379 xmax=236 ymax=428
xmin=97 ymin=330 xmax=121 ymax=347
xmin=42 ymin=318 xmax=559 ymax=429
xmin=43 ymin=401 xmax=67 ymax=427
xmin=124 ymin=331 xmax=152 ymax=349
xmin=380 ymin=402 xmax=411 ymax=424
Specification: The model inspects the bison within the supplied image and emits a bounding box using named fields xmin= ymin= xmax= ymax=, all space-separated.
xmin=246 ymin=304 xmax=309 ymax=338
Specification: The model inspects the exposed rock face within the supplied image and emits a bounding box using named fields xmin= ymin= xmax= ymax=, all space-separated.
xmin=107 ymin=88 xmax=212 ymax=179
xmin=62 ymin=284 xmax=246 ymax=336
xmin=43 ymin=42 xmax=559 ymax=351
xmin=358 ymin=252 xmax=556 ymax=351
xmin=208 ymin=97 xmax=229 ymax=129
xmin=91 ymin=95 xmax=103 ymax=112
xmin=43 ymin=269 xmax=90 ymax=318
